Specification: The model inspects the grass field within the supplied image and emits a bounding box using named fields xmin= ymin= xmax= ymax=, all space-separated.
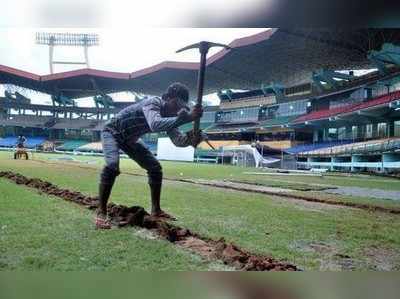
xmin=1 ymin=151 xmax=400 ymax=270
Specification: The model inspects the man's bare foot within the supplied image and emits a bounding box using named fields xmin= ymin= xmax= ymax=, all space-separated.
xmin=150 ymin=210 xmax=177 ymax=221
xmin=95 ymin=213 xmax=112 ymax=229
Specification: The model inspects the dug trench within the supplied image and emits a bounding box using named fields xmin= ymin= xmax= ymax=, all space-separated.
xmin=0 ymin=170 xmax=298 ymax=271
xmin=26 ymin=159 xmax=400 ymax=215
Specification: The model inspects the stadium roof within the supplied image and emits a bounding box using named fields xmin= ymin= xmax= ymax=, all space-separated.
xmin=293 ymin=90 xmax=400 ymax=124
xmin=1 ymin=28 xmax=400 ymax=99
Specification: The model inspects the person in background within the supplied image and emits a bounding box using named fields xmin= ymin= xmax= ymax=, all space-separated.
xmin=16 ymin=135 xmax=26 ymax=148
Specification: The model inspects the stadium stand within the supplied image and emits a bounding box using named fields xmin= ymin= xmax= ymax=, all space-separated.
xmin=0 ymin=115 xmax=54 ymax=128
xmin=286 ymin=140 xmax=354 ymax=155
xmin=300 ymin=138 xmax=400 ymax=156
xmin=177 ymin=122 xmax=213 ymax=133
xmin=198 ymin=140 xmax=242 ymax=150
xmin=296 ymin=138 xmax=400 ymax=173
xmin=0 ymin=136 xmax=45 ymax=148
xmin=56 ymin=140 xmax=89 ymax=151
xmin=25 ymin=137 xmax=46 ymax=148
xmin=76 ymin=142 xmax=103 ymax=153
xmin=51 ymin=119 xmax=98 ymax=130
xmin=91 ymin=121 xmax=107 ymax=131
xmin=259 ymin=116 xmax=297 ymax=128
xmin=0 ymin=137 xmax=18 ymax=148
xmin=75 ymin=140 xmax=158 ymax=154
xmin=294 ymin=90 xmax=400 ymax=124
xmin=1 ymin=30 xmax=400 ymax=172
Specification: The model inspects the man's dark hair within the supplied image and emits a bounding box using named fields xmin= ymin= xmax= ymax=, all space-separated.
xmin=163 ymin=82 xmax=189 ymax=102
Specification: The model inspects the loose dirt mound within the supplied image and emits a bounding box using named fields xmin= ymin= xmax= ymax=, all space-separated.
xmin=0 ymin=171 xmax=298 ymax=271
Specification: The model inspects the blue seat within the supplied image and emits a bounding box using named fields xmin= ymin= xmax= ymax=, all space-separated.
xmin=25 ymin=137 xmax=46 ymax=148
xmin=0 ymin=137 xmax=46 ymax=148
xmin=286 ymin=140 xmax=354 ymax=154
xmin=0 ymin=137 xmax=17 ymax=147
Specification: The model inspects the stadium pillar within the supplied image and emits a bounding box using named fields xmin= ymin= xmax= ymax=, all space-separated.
xmin=345 ymin=126 xmax=352 ymax=140
xmin=49 ymin=41 xmax=54 ymax=74
xmin=358 ymin=124 xmax=366 ymax=140
xmin=313 ymin=130 xmax=319 ymax=142
xmin=395 ymin=121 xmax=400 ymax=137
xmin=323 ymin=127 xmax=329 ymax=141
xmin=84 ymin=44 xmax=90 ymax=68
xmin=388 ymin=120 xmax=395 ymax=137
xmin=372 ymin=123 xmax=378 ymax=139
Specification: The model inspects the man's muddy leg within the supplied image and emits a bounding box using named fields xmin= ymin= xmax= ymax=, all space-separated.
xmin=124 ymin=140 xmax=170 ymax=217
xmin=98 ymin=130 xmax=120 ymax=216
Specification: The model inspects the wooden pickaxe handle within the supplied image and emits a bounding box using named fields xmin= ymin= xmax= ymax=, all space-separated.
xmin=192 ymin=44 xmax=208 ymax=140
xmin=176 ymin=41 xmax=231 ymax=151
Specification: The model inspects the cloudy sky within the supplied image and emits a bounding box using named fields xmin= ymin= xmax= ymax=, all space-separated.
xmin=1 ymin=0 xmax=269 ymax=28
xmin=0 ymin=28 xmax=265 ymax=75
xmin=0 ymin=28 xmax=265 ymax=106
xmin=0 ymin=1 xmax=271 ymax=105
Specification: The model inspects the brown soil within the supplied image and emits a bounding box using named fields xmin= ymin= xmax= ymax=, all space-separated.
xmin=363 ymin=246 xmax=400 ymax=271
xmin=0 ymin=170 xmax=298 ymax=271
xmin=291 ymin=240 xmax=357 ymax=270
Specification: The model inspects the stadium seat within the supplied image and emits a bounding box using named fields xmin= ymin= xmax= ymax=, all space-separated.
xmin=294 ymin=90 xmax=400 ymax=124
xmin=51 ymin=119 xmax=98 ymax=130
xmin=286 ymin=140 xmax=354 ymax=155
xmin=1 ymin=115 xmax=54 ymax=128
xmin=25 ymin=137 xmax=46 ymax=148
xmin=302 ymin=137 xmax=400 ymax=156
xmin=0 ymin=136 xmax=45 ymax=148
xmin=0 ymin=137 xmax=17 ymax=148
xmin=56 ymin=140 xmax=89 ymax=151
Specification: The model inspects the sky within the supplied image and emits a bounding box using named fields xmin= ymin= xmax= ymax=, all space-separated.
xmin=1 ymin=0 xmax=269 ymax=28
xmin=0 ymin=28 xmax=266 ymax=106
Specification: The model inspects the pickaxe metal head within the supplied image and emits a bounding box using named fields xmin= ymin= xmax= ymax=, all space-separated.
xmin=176 ymin=41 xmax=231 ymax=54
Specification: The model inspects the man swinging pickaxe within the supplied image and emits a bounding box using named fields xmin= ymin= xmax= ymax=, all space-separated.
xmin=177 ymin=41 xmax=231 ymax=150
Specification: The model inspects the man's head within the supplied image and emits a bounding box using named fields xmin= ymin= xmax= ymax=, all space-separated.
xmin=162 ymin=82 xmax=190 ymax=116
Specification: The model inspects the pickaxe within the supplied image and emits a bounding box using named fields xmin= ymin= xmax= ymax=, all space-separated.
xmin=176 ymin=41 xmax=231 ymax=150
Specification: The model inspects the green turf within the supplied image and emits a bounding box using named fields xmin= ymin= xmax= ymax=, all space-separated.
xmin=0 ymin=179 xmax=217 ymax=270
xmin=20 ymin=151 xmax=400 ymax=209
xmin=26 ymin=151 xmax=400 ymax=191
xmin=1 ymin=151 xmax=400 ymax=270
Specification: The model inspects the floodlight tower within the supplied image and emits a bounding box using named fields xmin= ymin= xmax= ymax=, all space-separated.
xmin=35 ymin=32 xmax=99 ymax=74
